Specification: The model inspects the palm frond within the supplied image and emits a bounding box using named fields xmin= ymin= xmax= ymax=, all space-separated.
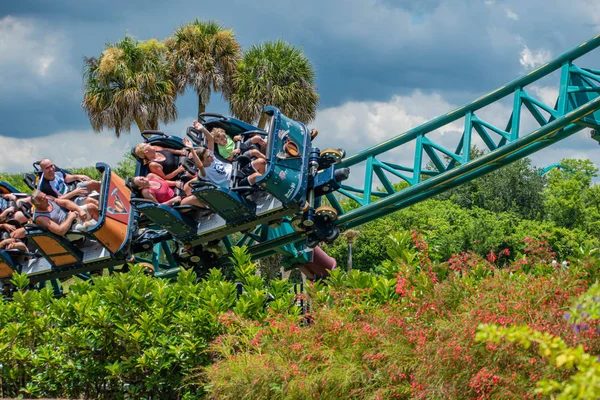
xmin=82 ymin=34 xmax=178 ymax=134
xmin=230 ymin=40 xmax=319 ymax=124
xmin=166 ymin=20 xmax=241 ymax=111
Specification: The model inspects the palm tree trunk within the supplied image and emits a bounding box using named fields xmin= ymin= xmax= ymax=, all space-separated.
xmin=149 ymin=116 xmax=159 ymax=130
xmin=258 ymin=111 xmax=268 ymax=129
xmin=134 ymin=116 xmax=146 ymax=133
xmin=198 ymin=96 xmax=206 ymax=121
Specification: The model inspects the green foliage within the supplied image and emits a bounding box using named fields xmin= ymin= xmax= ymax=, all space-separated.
xmin=230 ymin=40 xmax=319 ymax=125
xmin=544 ymin=158 xmax=600 ymax=232
xmin=438 ymin=155 xmax=547 ymax=220
xmin=567 ymin=281 xmax=600 ymax=324
xmin=113 ymin=153 xmax=138 ymax=180
xmin=0 ymin=265 xmax=219 ymax=398
xmin=476 ymin=324 xmax=600 ymax=399
xmin=324 ymin=199 xmax=589 ymax=271
xmin=83 ymin=35 xmax=177 ymax=135
xmin=0 ymin=171 xmax=30 ymax=192
xmin=0 ymin=247 xmax=305 ymax=398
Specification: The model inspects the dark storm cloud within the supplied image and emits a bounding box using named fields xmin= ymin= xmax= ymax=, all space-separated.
xmin=1 ymin=0 xmax=162 ymax=21
xmin=1 ymin=0 xmax=600 ymax=139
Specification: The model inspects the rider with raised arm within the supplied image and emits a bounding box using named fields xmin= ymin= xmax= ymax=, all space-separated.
xmin=193 ymin=121 xmax=267 ymax=187
xmin=31 ymin=190 xmax=99 ymax=235
xmin=37 ymin=159 xmax=100 ymax=206
xmin=208 ymin=127 xmax=236 ymax=162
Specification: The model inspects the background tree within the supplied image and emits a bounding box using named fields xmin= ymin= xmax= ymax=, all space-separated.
xmin=230 ymin=40 xmax=319 ymax=126
xmin=436 ymin=149 xmax=546 ymax=220
xmin=166 ymin=20 xmax=240 ymax=120
xmin=544 ymin=158 xmax=600 ymax=231
xmin=82 ymin=36 xmax=177 ymax=136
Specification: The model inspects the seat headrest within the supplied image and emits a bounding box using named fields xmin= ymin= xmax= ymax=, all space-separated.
xmin=131 ymin=146 xmax=145 ymax=164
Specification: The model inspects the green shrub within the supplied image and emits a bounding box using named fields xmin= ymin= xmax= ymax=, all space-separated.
xmin=324 ymin=199 xmax=593 ymax=271
xmin=0 ymin=247 xmax=304 ymax=399
xmin=202 ymin=239 xmax=600 ymax=399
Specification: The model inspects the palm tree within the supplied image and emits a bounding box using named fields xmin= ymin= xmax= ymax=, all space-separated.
xmin=82 ymin=35 xmax=177 ymax=136
xmin=230 ymin=40 xmax=319 ymax=127
xmin=165 ymin=20 xmax=240 ymax=120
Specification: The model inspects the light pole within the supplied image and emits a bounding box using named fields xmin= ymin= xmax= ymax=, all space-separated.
xmin=343 ymin=230 xmax=359 ymax=271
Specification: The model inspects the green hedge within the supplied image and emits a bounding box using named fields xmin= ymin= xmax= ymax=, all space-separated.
xmin=323 ymin=199 xmax=590 ymax=271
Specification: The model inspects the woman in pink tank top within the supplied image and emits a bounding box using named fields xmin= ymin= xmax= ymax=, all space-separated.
xmin=131 ymin=173 xmax=206 ymax=208
xmin=147 ymin=177 xmax=175 ymax=203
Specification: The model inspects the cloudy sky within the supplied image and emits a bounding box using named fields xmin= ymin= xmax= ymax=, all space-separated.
xmin=1 ymin=0 xmax=600 ymax=177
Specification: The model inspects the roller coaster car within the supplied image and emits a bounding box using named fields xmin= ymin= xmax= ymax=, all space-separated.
xmin=0 ymin=164 xmax=137 ymax=283
xmin=130 ymin=107 xmax=350 ymax=251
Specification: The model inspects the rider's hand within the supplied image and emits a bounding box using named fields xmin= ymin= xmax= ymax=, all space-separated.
xmin=71 ymin=187 xmax=88 ymax=197
xmin=7 ymin=242 xmax=26 ymax=251
xmin=193 ymin=121 xmax=204 ymax=131
xmin=1 ymin=224 xmax=16 ymax=233
xmin=77 ymin=208 xmax=87 ymax=221
xmin=232 ymin=148 xmax=241 ymax=156
xmin=0 ymin=238 xmax=15 ymax=248
xmin=233 ymin=135 xmax=242 ymax=142
xmin=183 ymin=138 xmax=193 ymax=148
xmin=10 ymin=228 xmax=25 ymax=239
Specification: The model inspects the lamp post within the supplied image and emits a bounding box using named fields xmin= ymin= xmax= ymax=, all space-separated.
xmin=342 ymin=230 xmax=359 ymax=271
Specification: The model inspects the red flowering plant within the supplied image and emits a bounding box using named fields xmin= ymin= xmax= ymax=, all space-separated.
xmin=411 ymin=266 xmax=598 ymax=399
xmin=476 ymin=281 xmax=600 ymax=399
xmin=486 ymin=247 xmax=511 ymax=267
xmin=203 ymin=303 xmax=415 ymax=399
xmin=446 ymin=250 xmax=495 ymax=283
xmin=376 ymin=230 xmax=439 ymax=302
xmin=514 ymin=235 xmax=558 ymax=275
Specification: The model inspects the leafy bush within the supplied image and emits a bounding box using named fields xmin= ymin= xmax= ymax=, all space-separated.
xmin=202 ymin=234 xmax=600 ymax=399
xmin=0 ymin=247 xmax=304 ymax=399
xmin=476 ymin=280 xmax=600 ymax=399
xmin=1 ymin=266 xmax=221 ymax=398
xmin=324 ymin=199 xmax=591 ymax=272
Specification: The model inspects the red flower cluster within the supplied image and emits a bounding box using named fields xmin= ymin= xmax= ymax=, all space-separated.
xmin=448 ymin=251 xmax=488 ymax=273
xmin=522 ymin=235 xmax=557 ymax=265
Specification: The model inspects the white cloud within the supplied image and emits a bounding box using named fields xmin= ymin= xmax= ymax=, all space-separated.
xmin=519 ymin=43 xmax=552 ymax=69
xmin=313 ymin=91 xmax=467 ymax=186
xmin=0 ymin=16 xmax=76 ymax=92
xmin=574 ymin=0 xmax=600 ymax=30
xmin=0 ymin=130 xmax=135 ymax=174
xmin=312 ymin=89 xmax=600 ymax=187
xmin=0 ymin=116 xmax=200 ymax=174
xmin=504 ymin=7 xmax=519 ymax=20
xmin=314 ymin=90 xmax=462 ymax=153
xmin=529 ymin=85 xmax=558 ymax=108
